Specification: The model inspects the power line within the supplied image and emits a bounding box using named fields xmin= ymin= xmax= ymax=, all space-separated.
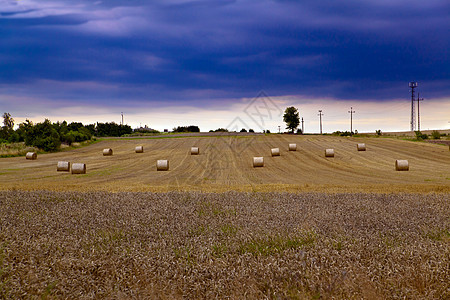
xmin=357 ymin=102 xmax=409 ymax=115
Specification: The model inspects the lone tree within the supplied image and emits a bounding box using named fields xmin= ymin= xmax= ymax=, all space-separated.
xmin=3 ymin=112 xmax=14 ymax=129
xmin=283 ymin=106 xmax=300 ymax=133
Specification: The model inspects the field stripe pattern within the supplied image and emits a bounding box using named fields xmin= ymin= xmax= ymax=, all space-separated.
xmin=0 ymin=135 xmax=448 ymax=193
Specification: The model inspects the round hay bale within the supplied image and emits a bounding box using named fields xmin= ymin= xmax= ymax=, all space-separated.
xmin=135 ymin=146 xmax=144 ymax=153
xmin=289 ymin=143 xmax=297 ymax=151
xmin=26 ymin=152 xmax=37 ymax=160
xmin=357 ymin=143 xmax=366 ymax=151
xmin=57 ymin=161 xmax=70 ymax=172
xmin=191 ymin=147 xmax=199 ymax=155
xmin=157 ymin=160 xmax=169 ymax=171
xmin=103 ymin=148 xmax=113 ymax=156
xmin=325 ymin=149 xmax=335 ymax=157
xmin=395 ymin=160 xmax=409 ymax=171
xmin=253 ymin=157 xmax=264 ymax=167
xmin=271 ymin=148 xmax=280 ymax=156
xmin=71 ymin=163 xmax=86 ymax=174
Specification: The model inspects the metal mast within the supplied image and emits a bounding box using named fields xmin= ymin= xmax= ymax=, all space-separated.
xmin=417 ymin=93 xmax=423 ymax=132
xmin=409 ymin=82 xmax=417 ymax=131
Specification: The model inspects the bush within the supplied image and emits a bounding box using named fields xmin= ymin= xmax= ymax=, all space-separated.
xmin=211 ymin=128 xmax=228 ymax=132
xmin=24 ymin=119 xmax=61 ymax=151
xmin=248 ymin=129 xmax=255 ymax=133
xmin=62 ymin=132 xmax=75 ymax=145
xmin=67 ymin=122 xmax=84 ymax=132
xmin=96 ymin=122 xmax=132 ymax=137
xmin=240 ymin=128 xmax=247 ymax=132
xmin=415 ymin=131 xmax=428 ymax=140
xmin=133 ymin=128 xmax=159 ymax=134
xmin=333 ymin=131 xmax=352 ymax=137
xmin=173 ymin=125 xmax=200 ymax=133
xmin=431 ymin=130 xmax=441 ymax=139
xmin=8 ymin=132 xmax=20 ymax=143
xmin=376 ymin=130 xmax=382 ymax=136
xmin=33 ymin=129 xmax=61 ymax=152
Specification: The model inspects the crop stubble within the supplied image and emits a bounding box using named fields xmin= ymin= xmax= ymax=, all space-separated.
xmin=0 ymin=135 xmax=448 ymax=193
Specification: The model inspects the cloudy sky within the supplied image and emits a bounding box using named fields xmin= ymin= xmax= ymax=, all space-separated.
xmin=1 ymin=0 xmax=449 ymax=132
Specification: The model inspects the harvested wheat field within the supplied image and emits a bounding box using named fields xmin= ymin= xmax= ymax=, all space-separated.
xmin=0 ymin=135 xmax=449 ymax=193
xmin=0 ymin=135 xmax=449 ymax=298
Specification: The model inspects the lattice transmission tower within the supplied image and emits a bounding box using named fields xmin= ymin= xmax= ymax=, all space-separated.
xmin=409 ymin=82 xmax=418 ymax=131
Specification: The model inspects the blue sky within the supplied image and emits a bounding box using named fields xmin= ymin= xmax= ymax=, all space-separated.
xmin=0 ymin=0 xmax=449 ymax=132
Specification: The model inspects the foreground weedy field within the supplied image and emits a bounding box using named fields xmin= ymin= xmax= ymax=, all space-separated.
xmin=0 ymin=191 xmax=448 ymax=298
xmin=0 ymin=135 xmax=449 ymax=193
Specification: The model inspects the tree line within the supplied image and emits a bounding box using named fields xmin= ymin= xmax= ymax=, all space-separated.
xmin=1 ymin=113 xmax=132 ymax=151
xmin=172 ymin=125 xmax=200 ymax=133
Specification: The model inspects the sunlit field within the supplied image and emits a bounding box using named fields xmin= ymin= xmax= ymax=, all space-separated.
xmin=0 ymin=135 xmax=449 ymax=193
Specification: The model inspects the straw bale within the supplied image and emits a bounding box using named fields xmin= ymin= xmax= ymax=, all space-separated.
xmin=57 ymin=161 xmax=70 ymax=172
xmin=71 ymin=163 xmax=86 ymax=174
xmin=26 ymin=152 xmax=37 ymax=160
xmin=135 ymin=146 xmax=144 ymax=153
xmin=395 ymin=160 xmax=409 ymax=171
xmin=157 ymin=160 xmax=169 ymax=171
xmin=325 ymin=149 xmax=335 ymax=157
xmin=191 ymin=147 xmax=199 ymax=155
xmin=103 ymin=148 xmax=113 ymax=156
xmin=253 ymin=157 xmax=264 ymax=167
xmin=357 ymin=143 xmax=366 ymax=151
xmin=271 ymin=148 xmax=280 ymax=156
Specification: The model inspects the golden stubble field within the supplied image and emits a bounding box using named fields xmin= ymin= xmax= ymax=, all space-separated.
xmin=0 ymin=134 xmax=449 ymax=193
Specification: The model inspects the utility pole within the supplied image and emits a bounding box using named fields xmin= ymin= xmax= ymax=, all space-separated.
xmin=301 ymin=117 xmax=304 ymax=134
xmin=278 ymin=125 xmax=281 ymax=134
xmin=348 ymin=107 xmax=355 ymax=135
xmin=318 ymin=110 xmax=323 ymax=134
xmin=417 ymin=93 xmax=424 ymax=132
xmin=121 ymin=112 xmax=124 ymax=126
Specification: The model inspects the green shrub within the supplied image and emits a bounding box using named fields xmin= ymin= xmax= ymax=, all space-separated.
xmin=431 ymin=130 xmax=441 ymax=139
xmin=8 ymin=132 xmax=20 ymax=143
xmin=415 ymin=131 xmax=428 ymax=140
xmin=172 ymin=125 xmax=200 ymax=133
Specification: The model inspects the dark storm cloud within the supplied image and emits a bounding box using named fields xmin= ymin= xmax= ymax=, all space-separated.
xmin=0 ymin=0 xmax=448 ymax=107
